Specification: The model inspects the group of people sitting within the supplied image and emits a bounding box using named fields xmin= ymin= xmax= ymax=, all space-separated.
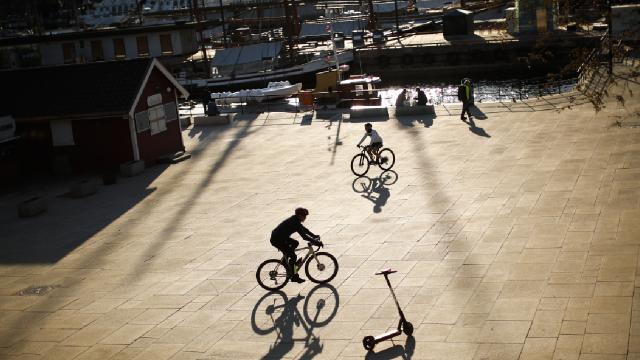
xmin=395 ymin=88 xmax=428 ymax=107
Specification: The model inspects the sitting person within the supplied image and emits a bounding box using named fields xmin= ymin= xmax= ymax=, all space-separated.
xmin=395 ymin=89 xmax=407 ymax=107
xmin=415 ymin=88 xmax=428 ymax=106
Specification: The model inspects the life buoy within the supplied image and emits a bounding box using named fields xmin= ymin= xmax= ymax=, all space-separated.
xmin=378 ymin=56 xmax=390 ymax=66
xmin=401 ymin=53 xmax=414 ymax=66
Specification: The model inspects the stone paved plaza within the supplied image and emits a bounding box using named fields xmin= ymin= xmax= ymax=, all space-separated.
xmin=1 ymin=70 xmax=640 ymax=360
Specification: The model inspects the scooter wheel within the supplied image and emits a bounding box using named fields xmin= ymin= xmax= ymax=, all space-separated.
xmin=403 ymin=321 xmax=414 ymax=336
xmin=363 ymin=335 xmax=376 ymax=351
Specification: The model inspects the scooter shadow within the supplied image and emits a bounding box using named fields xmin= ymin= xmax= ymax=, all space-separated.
xmin=364 ymin=336 xmax=415 ymax=360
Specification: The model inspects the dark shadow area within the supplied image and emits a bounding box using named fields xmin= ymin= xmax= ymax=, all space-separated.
xmin=0 ymin=164 xmax=167 ymax=264
xmin=396 ymin=115 xmax=436 ymax=128
xmin=315 ymin=111 xmax=346 ymax=121
xmin=469 ymin=105 xmax=489 ymax=120
xmin=130 ymin=116 xmax=260 ymax=280
xmin=300 ymin=114 xmax=313 ymax=126
xmin=463 ymin=117 xmax=491 ymax=138
xmin=251 ymin=284 xmax=340 ymax=360
xmin=353 ymin=171 xmax=398 ymax=213
xmin=364 ymin=336 xmax=415 ymax=360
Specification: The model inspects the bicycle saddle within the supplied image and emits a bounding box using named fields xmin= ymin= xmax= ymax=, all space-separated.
xmin=375 ymin=268 xmax=397 ymax=275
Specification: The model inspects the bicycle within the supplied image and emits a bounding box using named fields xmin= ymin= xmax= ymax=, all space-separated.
xmin=256 ymin=240 xmax=339 ymax=291
xmin=351 ymin=145 xmax=395 ymax=176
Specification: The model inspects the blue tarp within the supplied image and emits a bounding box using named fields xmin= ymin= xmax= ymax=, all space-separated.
xmin=210 ymin=42 xmax=282 ymax=66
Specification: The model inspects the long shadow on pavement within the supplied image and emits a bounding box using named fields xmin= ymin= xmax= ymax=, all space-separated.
xmin=251 ymin=284 xmax=340 ymax=360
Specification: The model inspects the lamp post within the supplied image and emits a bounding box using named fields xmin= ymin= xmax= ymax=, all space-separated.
xmin=219 ymin=0 xmax=227 ymax=47
xmin=394 ymin=0 xmax=400 ymax=35
xmin=607 ymin=0 xmax=613 ymax=74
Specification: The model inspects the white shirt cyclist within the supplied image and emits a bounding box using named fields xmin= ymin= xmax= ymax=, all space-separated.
xmin=358 ymin=129 xmax=383 ymax=146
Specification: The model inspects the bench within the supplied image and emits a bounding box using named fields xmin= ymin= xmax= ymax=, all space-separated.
xmin=349 ymin=106 xmax=389 ymax=120
xmin=192 ymin=114 xmax=233 ymax=126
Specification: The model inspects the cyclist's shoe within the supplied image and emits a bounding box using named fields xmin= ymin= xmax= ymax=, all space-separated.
xmin=291 ymin=274 xmax=306 ymax=283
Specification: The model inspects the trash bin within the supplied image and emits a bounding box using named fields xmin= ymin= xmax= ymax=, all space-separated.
xmin=299 ymin=90 xmax=314 ymax=106
xmin=333 ymin=32 xmax=345 ymax=49
xmin=372 ymin=30 xmax=385 ymax=44
xmin=352 ymin=30 xmax=365 ymax=47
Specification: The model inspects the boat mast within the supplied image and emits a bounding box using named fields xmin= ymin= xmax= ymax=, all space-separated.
xmin=327 ymin=7 xmax=341 ymax=81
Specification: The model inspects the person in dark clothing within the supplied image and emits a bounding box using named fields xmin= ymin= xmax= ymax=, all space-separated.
xmin=206 ymin=99 xmax=219 ymax=116
xmin=415 ymin=88 xmax=428 ymax=106
xmin=201 ymin=90 xmax=211 ymax=113
xmin=457 ymin=79 xmax=473 ymax=120
xmin=270 ymin=208 xmax=323 ymax=283
xmin=395 ymin=89 xmax=407 ymax=107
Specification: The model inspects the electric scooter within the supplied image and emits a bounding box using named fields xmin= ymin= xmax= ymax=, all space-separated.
xmin=362 ymin=268 xmax=413 ymax=351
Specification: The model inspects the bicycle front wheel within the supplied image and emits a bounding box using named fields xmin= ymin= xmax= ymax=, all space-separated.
xmin=351 ymin=154 xmax=370 ymax=176
xmin=305 ymin=252 xmax=338 ymax=284
xmin=256 ymin=259 xmax=290 ymax=291
xmin=378 ymin=148 xmax=395 ymax=170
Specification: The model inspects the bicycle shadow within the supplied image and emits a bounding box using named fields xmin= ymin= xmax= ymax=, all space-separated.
xmin=251 ymin=284 xmax=340 ymax=360
xmin=352 ymin=171 xmax=398 ymax=213
xmin=364 ymin=336 xmax=416 ymax=360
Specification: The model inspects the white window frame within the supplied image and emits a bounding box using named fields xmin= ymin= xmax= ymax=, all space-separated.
xmin=148 ymin=104 xmax=167 ymax=135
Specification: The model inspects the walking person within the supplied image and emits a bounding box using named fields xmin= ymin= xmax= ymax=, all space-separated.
xmin=201 ymin=89 xmax=211 ymax=114
xmin=457 ymin=79 xmax=473 ymax=120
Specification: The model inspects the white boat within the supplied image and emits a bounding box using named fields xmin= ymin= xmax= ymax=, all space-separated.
xmin=180 ymin=50 xmax=354 ymax=89
xmin=211 ymin=81 xmax=303 ymax=104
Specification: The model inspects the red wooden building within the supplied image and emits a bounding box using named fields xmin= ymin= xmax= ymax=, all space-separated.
xmin=0 ymin=58 xmax=189 ymax=175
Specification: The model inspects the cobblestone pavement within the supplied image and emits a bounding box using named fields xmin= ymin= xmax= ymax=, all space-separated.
xmin=1 ymin=76 xmax=640 ymax=360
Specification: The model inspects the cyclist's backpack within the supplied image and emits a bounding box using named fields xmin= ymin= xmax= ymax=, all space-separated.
xmin=457 ymin=85 xmax=465 ymax=101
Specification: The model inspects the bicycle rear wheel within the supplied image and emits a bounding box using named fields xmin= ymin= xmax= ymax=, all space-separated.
xmin=351 ymin=154 xmax=370 ymax=176
xmin=377 ymin=148 xmax=395 ymax=170
xmin=256 ymin=259 xmax=290 ymax=291
xmin=305 ymin=252 xmax=338 ymax=284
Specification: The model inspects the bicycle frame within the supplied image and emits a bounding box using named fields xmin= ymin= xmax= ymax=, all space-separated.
xmin=279 ymin=243 xmax=322 ymax=272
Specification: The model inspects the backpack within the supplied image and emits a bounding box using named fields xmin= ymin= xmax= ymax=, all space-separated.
xmin=457 ymin=85 xmax=466 ymax=101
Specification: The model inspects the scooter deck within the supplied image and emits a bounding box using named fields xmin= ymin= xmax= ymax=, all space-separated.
xmin=373 ymin=329 xmax=402 ymax=342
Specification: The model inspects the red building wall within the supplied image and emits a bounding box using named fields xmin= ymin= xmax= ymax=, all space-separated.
xmin=133 ymin=67 xmax=184 ymax=164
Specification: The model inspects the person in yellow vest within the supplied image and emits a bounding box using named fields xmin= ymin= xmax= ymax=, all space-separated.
xmin=457 ymin=79 xmax=473 ymax=120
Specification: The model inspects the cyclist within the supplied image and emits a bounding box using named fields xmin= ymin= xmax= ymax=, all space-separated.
xmin=357 ymin=123 xmax=384 ymax=164
xmin=270 ymin=208 xmax=323 ymax=283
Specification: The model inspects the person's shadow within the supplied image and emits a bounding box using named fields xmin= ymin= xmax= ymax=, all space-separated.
xmin=462 ymin=117 xmax=491 ymax=138
xmin=364 ymin=335 xmax=415 ymax=360
xmin=470 ymin=104 xmax=489 ymax=120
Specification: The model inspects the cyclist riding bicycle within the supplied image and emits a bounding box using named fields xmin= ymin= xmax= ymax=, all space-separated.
xmin=357 ymin=123 xmax=384 ymax=164
xmin=270 ymin=208 xmax=323 ymax=283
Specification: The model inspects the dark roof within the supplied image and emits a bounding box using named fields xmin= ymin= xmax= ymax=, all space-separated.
xmin=0 ymin=58 xmax=153 ymax=119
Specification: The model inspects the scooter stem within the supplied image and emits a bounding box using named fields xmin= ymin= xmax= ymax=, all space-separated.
xmin=384 ymin=274 xmax=403 ymax=312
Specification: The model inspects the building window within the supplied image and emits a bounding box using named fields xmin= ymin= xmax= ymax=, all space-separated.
xmin=62 ymin=42 xmax=76 ymax=64
xmin=136 ymin=36 xmax=149 ymax=57
xmin=148 ymin=104 xmax=167 ymax=135
xmin=159 ymin=34 xmax=173 ymax=55
xmin=91 ymin=40 xmax=104 ymax=61
xmin=113 ymin=38 xmax=126 ymax=59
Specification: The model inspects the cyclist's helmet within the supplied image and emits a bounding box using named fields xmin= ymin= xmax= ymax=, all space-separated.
xmin=295 ymin=208 xmax=309 ymax=216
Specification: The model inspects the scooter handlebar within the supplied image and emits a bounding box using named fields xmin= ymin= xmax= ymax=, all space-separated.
xmin=375 ymin=268 xmax=397 ymax=275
